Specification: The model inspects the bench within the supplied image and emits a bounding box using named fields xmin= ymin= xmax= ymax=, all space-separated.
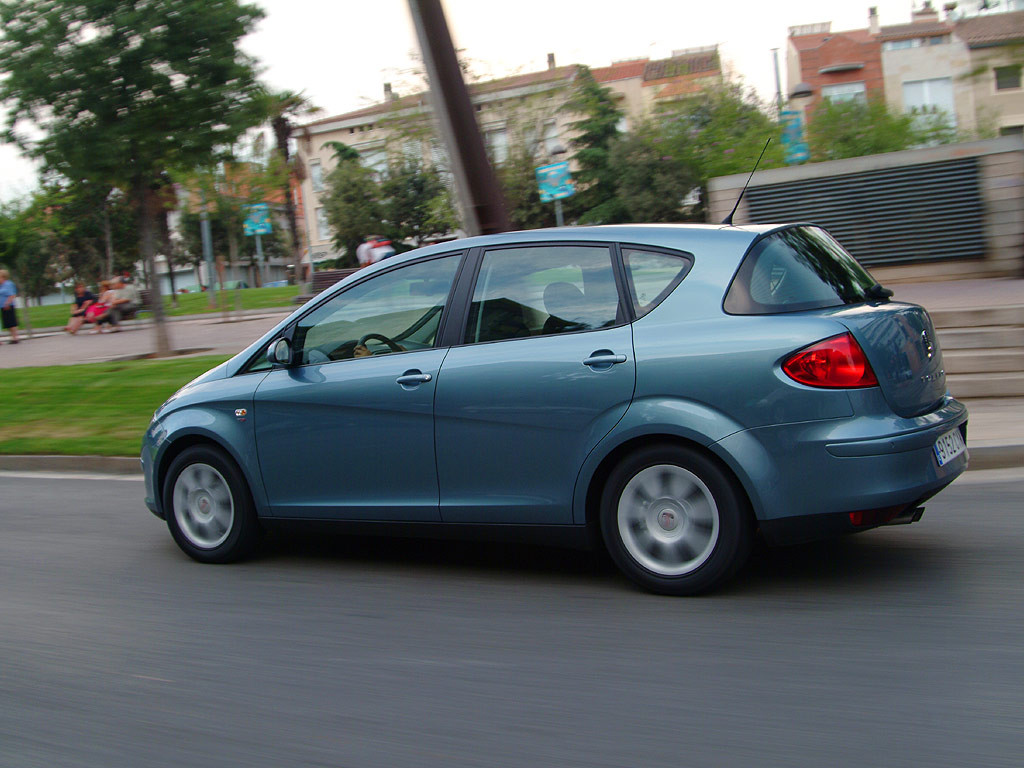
xmin=294 ymin=268 xmax=362 ymax=304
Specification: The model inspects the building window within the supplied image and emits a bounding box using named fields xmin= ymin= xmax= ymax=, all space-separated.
xmin=821 ymin=81 xmax=866 ymax=103
xmin=927 ymin=35 xmax=948 ymax=45
xmin=309 ymin=160 xmax=323 ymax=192
xmin=315 ymin=207 xmax=330 ymax=242
xmin=995 ymin=66 xmax=1022 ymax=91
xmin=882 ymin=39 xmax=919 ymax=51
xmin=485 ymin=127 xmax=509 ymax=164
xmin=358 ymin=146 xmax=388 ymax=176
xmin=999 ymin=125 xmax=1024 ymax=137
xmin=542 ymin=121 xmax=561 ymax=155
xmin=903 ymin=77 xmax=955 ymax=126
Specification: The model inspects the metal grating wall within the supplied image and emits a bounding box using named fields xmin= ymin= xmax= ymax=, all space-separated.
xmin=745 ymin=157 xmax=985 ymax=266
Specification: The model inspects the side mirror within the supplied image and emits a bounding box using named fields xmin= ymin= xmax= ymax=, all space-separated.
xmin=267 ymin=338 xmax=292 ymax=367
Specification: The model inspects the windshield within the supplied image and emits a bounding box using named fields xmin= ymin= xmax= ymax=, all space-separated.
xmin=724 ymin=226 xmax=877 ymax=315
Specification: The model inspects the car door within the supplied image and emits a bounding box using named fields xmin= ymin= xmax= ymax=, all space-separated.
xmin=434 ymin=243 xmax=636 ymax=524
xmin=253 ymin=253 xmax=463 ymax=520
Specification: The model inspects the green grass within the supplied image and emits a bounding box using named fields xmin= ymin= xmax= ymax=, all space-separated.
xmin=0 ymin=355 xmax=231 ymax=456
xmin=24 ymin=285 xmax=301 ymax=329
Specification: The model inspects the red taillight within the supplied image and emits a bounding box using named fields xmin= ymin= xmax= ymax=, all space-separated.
xmin=783 ymin=333 xmax=878 ymax=389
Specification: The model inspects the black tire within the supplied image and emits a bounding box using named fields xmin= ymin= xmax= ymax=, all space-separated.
xmin=599 ymin=443 xmax=752 ymax=595
xmin=162 ymin=444 xmax=260 ymax=563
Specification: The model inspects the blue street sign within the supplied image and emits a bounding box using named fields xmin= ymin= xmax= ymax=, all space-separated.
xmin=535 ymin=161 xmax=575 ymax=202
xmin=243 ymin=203 xmax=273 ymax=235
xmin=780 ymin=110 xmax=810 ymax=165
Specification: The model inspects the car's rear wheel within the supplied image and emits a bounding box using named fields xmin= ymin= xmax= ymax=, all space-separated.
xmin=163 ymin=445 xmax=259 ymax=563
xmin=600 ymin=444 xmax=752 ymax=595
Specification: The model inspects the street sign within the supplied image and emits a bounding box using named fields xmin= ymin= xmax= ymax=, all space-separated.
xmin=780 ymin=110 xmax=810 ymax=165
xmin=535 ymin=161 xmax=575 ymax=202
xmin=243 ymin=203 xmax=272 ymax=235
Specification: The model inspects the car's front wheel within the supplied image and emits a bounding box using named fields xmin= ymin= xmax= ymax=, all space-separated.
xmin=600 ymin=444 xmax=752 ymax=595
xmin=163 ymin=445 xmax=259 ymax=563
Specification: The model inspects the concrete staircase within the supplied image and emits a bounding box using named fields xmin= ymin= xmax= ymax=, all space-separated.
xmin=932 ymin=305 xmax=1024 ymax=399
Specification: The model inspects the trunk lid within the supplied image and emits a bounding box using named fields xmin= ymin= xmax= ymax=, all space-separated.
xmin=823 ymin=302 xmax=946 ymax=417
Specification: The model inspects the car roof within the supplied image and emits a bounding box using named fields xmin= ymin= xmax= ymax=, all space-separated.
xmin=382 ymin=223 xmax=788 ymax=267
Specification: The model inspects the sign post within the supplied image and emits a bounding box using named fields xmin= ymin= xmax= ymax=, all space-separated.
xmin=535 ymin=161 xmax=575 ymax=226
xmin=243 ymin=203 xmax=273 ymax=286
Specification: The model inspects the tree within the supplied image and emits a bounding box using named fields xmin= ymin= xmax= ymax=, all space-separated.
xmin=656 ymin=83 xmax=785 ymax=220
xmin=379 ymin=157 xmax=458 ymax=249
xmin=806 ymin=97 xmax=956 ymax=162
xmin=321 ymin=158 xmax=383 ymax=266
xmin=0 ymin=0 xmax=265 ymax=355
xmin=263 ymin=90 xmax=321 ymax=270
xmin=562 ymin=66 xmax=629 ymax=224
xmin=609 ymin=123 xmax=700 ymax=223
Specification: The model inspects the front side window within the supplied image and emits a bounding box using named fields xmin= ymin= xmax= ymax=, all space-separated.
xmin=464 ymin=245 xmax=620 ymax=344
xmin=724 ymin=226 xmax=876 ymax=315
xmin=309 ymin=160 xmax=323 ymax=192
xmin=294 ymin=254 xmax=460 ymax=365
xmin=622 ymin=248 xmax=692 ymax=317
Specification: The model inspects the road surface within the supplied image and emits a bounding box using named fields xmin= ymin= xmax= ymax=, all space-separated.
xmin=1 ymin=469 xmax=1021 ymax=767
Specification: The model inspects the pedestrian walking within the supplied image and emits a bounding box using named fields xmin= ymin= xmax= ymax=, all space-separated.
xmin=0 ymin=269 xmax=19 ymax=344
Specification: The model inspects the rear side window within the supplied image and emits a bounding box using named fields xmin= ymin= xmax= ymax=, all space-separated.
xmin=724 ymin=226 xmax=876 ymax=314
xmin=621 ymin=247 xmax=692 ymax=317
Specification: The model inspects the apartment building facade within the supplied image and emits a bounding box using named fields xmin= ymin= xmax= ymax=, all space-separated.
xmin=294 ymin=49 xmax=723 ymax=261
xmin=787 ymin=3 xmax=1024 ymax=138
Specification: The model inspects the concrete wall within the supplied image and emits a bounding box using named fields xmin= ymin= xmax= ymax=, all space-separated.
xmin=707 ymin=136 xmax=1024 ymax=282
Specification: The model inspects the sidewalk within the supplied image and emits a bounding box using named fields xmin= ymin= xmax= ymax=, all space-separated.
xmin=2 ymin=278 xmax=1022 ymax=469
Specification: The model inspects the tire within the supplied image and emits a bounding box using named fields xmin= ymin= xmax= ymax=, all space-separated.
xmin=600 ymin=444 xmax=752 ymax=595
xmin=162 ymin=445 xmax=260 ymax=563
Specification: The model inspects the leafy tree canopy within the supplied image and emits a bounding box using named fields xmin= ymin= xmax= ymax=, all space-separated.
xmin=806 ymin=97 xmax=956 ymax=162
xmin=563 ymin=66 xmax=629 ymax=224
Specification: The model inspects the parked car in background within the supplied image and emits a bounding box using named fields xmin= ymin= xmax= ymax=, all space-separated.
xmin=142 ymin=224 xmax=968 ymax=595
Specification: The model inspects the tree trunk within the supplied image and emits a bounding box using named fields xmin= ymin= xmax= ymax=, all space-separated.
xmin=136 ymin=179 xmax=172 ymax=357
xmin=102 ymin=205 xmax=115 ymax=278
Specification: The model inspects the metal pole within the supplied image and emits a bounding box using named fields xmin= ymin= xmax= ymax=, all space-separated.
xmin=255 ymin=233 xmax=267 ymax=286
xmin=554 ymin=199 xmax=564 ymax=227
xmin=771 ymin=48 xmax=785 ymax=116
xmin=407 ymin=0 xmax=510 ymax=235
xmin=199 ymin=191 xmax=217 ymax=307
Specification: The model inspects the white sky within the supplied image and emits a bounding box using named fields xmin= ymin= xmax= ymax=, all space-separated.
xmin=0 ymin=0 xmax=975 ymax=201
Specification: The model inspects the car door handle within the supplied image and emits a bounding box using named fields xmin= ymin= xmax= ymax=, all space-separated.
xmin=396 ymin=371 xmax=432 ymax=386
xmin=583 ymin=352 xmax=627 ymax=367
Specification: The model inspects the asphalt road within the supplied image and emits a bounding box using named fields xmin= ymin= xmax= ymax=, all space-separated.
xmin=1 ymin=470 xmax=1022 ymax=767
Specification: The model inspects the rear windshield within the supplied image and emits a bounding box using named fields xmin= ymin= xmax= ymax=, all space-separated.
xmin=724 ymin=226 xmax=876 ymax=314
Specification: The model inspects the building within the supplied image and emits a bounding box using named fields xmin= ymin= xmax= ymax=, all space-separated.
xmin=957 ymin=9 xmax=1024 ymax=135
xmin=294 ymin=49 xmax=724 ymax=261
xmin=787 ymin=3 xmax=1024 ymax=137
xmin=786 ymin=20 xmax=882 ymax=112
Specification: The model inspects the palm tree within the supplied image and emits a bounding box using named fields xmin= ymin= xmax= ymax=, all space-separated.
xmin=263 ymin=90 xmax=322 ymax=271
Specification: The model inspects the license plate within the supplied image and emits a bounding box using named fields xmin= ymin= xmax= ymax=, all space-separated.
xmin=933 ymin=428 xmax=966 ymax=467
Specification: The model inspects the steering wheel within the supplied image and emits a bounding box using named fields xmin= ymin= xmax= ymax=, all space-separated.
xmin=357 ymin=332 xmax=404 ymax=353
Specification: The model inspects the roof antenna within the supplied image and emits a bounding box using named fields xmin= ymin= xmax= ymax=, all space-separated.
xmin=721 ymin=137 xmax=771 ymax=226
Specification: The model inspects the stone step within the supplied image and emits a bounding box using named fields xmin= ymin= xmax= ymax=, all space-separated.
xmin=947 ymin=371 xmax=1024 ymax=399
xmin=942 ymin=348 xmax=1024 ymax=374
xmin=928 ymin=305 xmax=1024 ymax=329
xmin=937 ymin=325 xmax=1024 ymax=350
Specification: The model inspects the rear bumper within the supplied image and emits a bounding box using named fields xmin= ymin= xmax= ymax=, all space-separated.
xmin=714 ymin=394 xmax=968 ymax=546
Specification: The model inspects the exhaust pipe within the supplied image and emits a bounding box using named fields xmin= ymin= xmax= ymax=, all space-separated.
xmin=886 ymin=506 xmax=925 ymax=526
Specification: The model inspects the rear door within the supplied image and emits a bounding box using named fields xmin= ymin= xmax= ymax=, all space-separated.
xmin=434 ymin=243 xmax=635 ymax=524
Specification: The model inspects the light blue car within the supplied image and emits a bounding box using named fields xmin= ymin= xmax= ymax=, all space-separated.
xmin=142 ymin=224 xmax=968 ymax=594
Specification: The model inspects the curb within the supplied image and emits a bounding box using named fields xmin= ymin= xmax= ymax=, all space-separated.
xmin=0 ymin=455 xmax=141 ymax=475
xmin=2 ymin=445 xmax=1021 ymax=476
